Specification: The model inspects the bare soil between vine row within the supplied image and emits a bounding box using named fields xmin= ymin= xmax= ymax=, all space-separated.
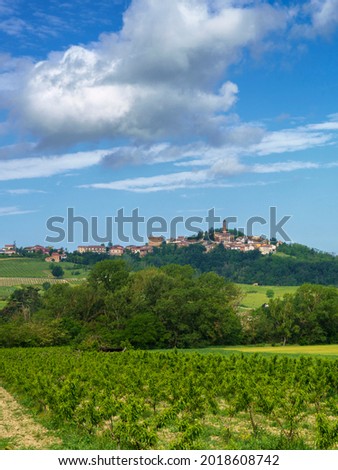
xmin=0 ymin=386 xmax=60 ymax=449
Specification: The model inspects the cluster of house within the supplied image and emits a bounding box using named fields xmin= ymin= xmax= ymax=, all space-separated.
xmin=1 ymin=220 xmax=282 ymax=261
xmin=77 ymin=244 xmax=153 ymax=258
xmin=210 ymin=221 xmax=282 ymax=255
xmin=0 ymin=244 xmax=17 ymax=256
xmin=24 ymin=245 xmax=67 ymax=262
xmin=77 ymin=221 xmax=282 ymax=257
xmin=0 ymin=243 xmax=67 ymax=262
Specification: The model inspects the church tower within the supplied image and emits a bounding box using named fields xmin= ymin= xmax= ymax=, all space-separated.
xmin=222 ymin=219 xmax=227 ymax=233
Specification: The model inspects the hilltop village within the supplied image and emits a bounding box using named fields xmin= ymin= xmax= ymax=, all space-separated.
xmin=0 ymin=220 xmax=281 ymax=261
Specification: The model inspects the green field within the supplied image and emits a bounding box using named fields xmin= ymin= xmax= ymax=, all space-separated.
xmin=238 ymin=283 xmax=298 ymax=309
xmin=0 ymin=258 xmax=87 ymax=306
xmin=0 ymin=286 xmax=17 ymax=309
xmin=185 ymin=344 xmax=338 ymax=358
xmin=0 ymin=285 xmax=17 ymax=298
xmin=0 ymin=258 xmax=88 ymax=279
xmin=0 ymin=258 xmax=52 ymax=278
xmin=0 ymin=347 xmax=337 ymax=450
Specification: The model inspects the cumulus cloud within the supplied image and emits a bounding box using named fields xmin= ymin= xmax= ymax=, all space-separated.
xmin=1 ymin=0 xmax=338 ymax=194
xmin=292 ymin=0 xmax=338 ymax=37
xmin=5 ymin=0 xmax=288 ymax=148
xmin=308 ymin=0 xmax=338 ymax=35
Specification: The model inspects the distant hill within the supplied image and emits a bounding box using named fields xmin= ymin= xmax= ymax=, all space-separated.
xmin=133 ymin=242 xmax=338 ymax=286
xmin=5 ymin=242 xmax=336 ymax=287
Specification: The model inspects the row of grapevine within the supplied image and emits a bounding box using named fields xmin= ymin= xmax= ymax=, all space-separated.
xmin=0 ymin=348 xmax=337 ymax=449
xmin=0 ymin=277 xmax=69 ymax=286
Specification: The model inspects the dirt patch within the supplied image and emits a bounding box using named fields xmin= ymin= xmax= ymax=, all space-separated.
xmin=0 ymin=387 xmax=60 ymax=449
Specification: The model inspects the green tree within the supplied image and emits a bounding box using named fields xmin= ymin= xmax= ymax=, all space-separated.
xmin=88 ymin=259 xmax=130 ymax=293
xmin=0 ymin=287 xmax=42 ymax=322
xmin=51 ymin=265 xmax=64 ymax=278
xmin=266 ymin=289 xmax=275 ymax=299
xmin=265 ymin=295 xmax=299 ymax=346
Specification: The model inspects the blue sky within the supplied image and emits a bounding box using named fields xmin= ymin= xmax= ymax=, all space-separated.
xmin=1 ymin=0 xmax=338 ymax=252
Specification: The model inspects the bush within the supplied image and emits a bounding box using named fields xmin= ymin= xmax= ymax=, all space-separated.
xmin=51 ymin=265 xmax=64 ymax=278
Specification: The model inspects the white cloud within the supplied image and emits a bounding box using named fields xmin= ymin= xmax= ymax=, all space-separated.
xmin=5 ymin=0 xmax=287 ymax=148
xmin=0 ymin=206 xmax=36 ymax=216
xmin=80 ymin=170 xmax=210 ymax=193
xmin=0 ymin=17 xmax=28 ymax=36
xmin=250 ymin=128 xmax=332 ymax=156
xmin=81 ymin=157 xmax=328 ymax=193
xmin=309 ymin=0 xmax=338 ymax=35
xmin=102 ymin=117 xmax=335 ymax=173
xmin=306 ymin=122 xmax=338 ymax=131
xmin=0 ymin=0 xmax=14 ymax=16
xmin=1 ymin=0 xmax=338 ymax=193
xmin=251 ymin=161 xmax=320 ymax=174
xmin=0 ymin=113 xmax=336 ymax=187
xmin=292 ymin=0 xmax=338 ymax=37
xmin=0 ymin=149 xmax=106 ymax=181
xmin=4 ymin=189 xmax=47 ymax=195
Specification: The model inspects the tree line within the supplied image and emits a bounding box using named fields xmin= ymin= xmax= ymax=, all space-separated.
xmin=0 ymin=259 xmax=337 ymax=349
xmin=0 ymin=260 xmax=242 ymax=349
xmin=244 ymin=284 xmax=338 ymax=345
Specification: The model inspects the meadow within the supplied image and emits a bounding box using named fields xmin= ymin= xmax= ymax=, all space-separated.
xmin=181 ymin=344 xmax=338 ymax=359
xmin=0 ymin=347 xmax=337 ymax=450
xmin=237 ymin=284 xmax=298 ymax=309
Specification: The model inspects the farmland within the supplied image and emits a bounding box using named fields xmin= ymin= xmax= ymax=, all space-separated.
xmin=0 ymin=258 xmax=88 ymax=279
xmin=0 ymin=258 xmax=87 ymax=307
xmin=0 ymin=258 xmax=52 ymax=278
xmin=0 ymin=347 xmax=337 ymax=450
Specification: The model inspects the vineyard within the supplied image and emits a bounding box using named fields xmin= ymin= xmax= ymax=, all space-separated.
xmin=0 ymin=278 xmax=70 ymax=287
xmin=0 ymin=259 xmax=52 ymax=278
xmin=0 ymin=347 xmax=337 ymax=450
xmin=0 ymin=258 xmax=88 ymax=279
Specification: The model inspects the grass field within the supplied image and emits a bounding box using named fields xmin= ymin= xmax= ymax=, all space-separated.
xmin=182 ymin=344 xmax=338 ymax=358
xmin=237 ymin=283 xmax=298 ymax=309
xmin=0 ymin=286 xmax=18 ymax=308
